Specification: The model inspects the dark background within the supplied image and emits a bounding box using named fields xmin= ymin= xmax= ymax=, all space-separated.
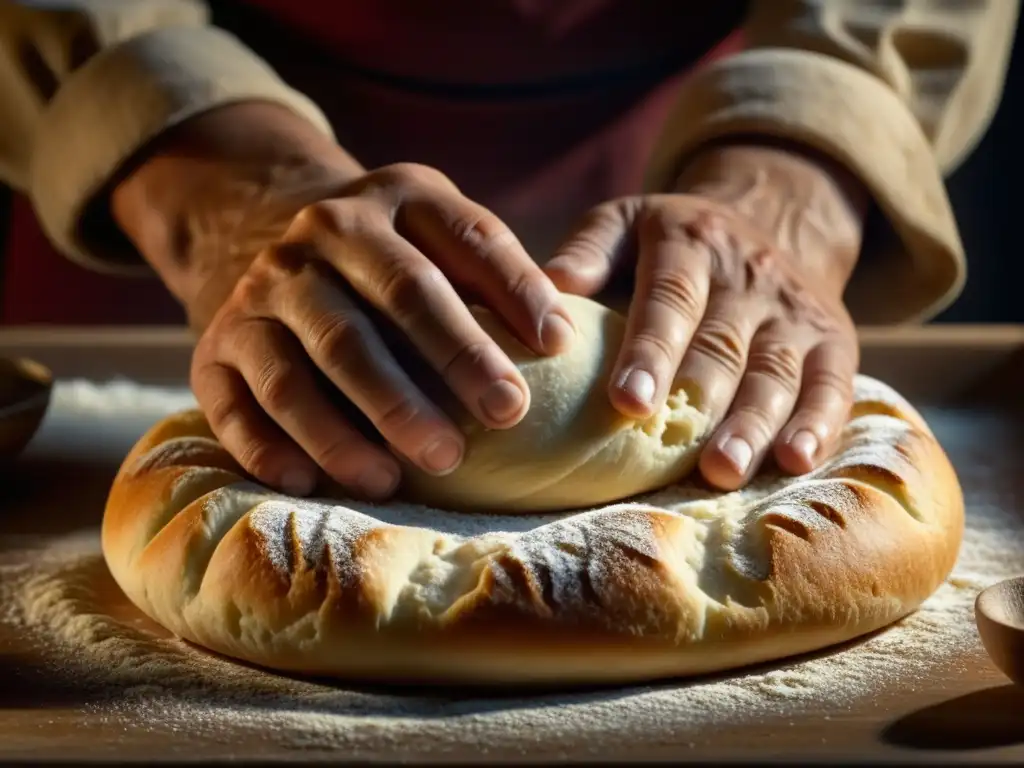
xmin=932 ymin=12 xmax=1023 ymax=323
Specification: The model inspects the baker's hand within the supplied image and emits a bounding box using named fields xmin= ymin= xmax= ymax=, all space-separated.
xmin=112 ymin=103 xmax=575 ymax=500
xmin=545 ymin=141 xmax=869 ymax=490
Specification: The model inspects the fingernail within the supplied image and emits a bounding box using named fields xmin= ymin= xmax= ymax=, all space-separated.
xmin=619 ymin=368 xmax=656 ymax=406
xmin=721 ymin=437 xmax=753 ymax=474
xmin=358 ymin=465 xmax=399 ymax=499
xmin=539 ymin=312 xmax=575 ymax=355
xmin=789 ymin=430 xmax=819 ymax=463
xmin=280 ymin=468 xmax=316 ymax=497
xmin=421 ymin=436 xmax=463 ymax=475
xmin=479 ymin=379 xmax=525 ymax=423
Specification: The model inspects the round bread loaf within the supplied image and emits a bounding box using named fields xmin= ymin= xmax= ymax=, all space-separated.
xmin=101 ymin=297 xmax=963 ymax=687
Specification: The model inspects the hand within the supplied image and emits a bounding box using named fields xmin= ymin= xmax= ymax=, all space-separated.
xmin=112 ymin=103 xmax=576 ymax=500
xmin=545 ymin=141 xmax=870 ymax=490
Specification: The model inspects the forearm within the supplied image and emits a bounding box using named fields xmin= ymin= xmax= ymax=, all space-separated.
xmin=112 ymin=102 xmax=364 ymax=331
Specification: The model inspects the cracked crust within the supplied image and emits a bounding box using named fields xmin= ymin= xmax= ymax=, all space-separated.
xmin=101 ymin=304 xmax=963 ymax=687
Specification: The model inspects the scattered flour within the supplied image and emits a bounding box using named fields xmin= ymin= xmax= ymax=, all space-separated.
xmin=0 ymin=379 xmax=1021 ymax=757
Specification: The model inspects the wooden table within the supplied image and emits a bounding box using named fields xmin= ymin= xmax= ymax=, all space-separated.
xmin=0 ymin=325 xmax=1022 ymax=766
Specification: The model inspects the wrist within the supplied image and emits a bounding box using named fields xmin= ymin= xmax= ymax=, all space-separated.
xmin=111 ymin=101 xmax=362 ymax=325
xmin=673 ymin=138 xmax=870 ymax=289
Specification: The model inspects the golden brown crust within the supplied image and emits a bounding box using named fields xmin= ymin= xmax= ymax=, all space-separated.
xmin=101 ymin=375 xmax=963 ymax=686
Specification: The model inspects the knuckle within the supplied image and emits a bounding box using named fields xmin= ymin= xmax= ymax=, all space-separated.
xmin=377 ymin=162 xmax=449 ymax=190
xmin=504 ymin=267 xmax=548 ymax=308
xmin=553 ymin=235 xmax=611 ymax=273
xmin=729 ymin=404 xmax=777 ymax=445
xmin=204 ymin=395 xmax=236 ymax=434
xmin=627 ymin=330 xmax=679 ymax=374
xmin=558 ymin=199 xmax=635 ymax=257
xmin=646 ymin=269 xmax=704 ymax=324
xmin=441 ymin=340 xmax=491 ymax=382
xmin=229 ymin=268 xmax=273 ymax=312
xmin=290 ymin=199 xmax=381 ymax=239
xmin=292 ymin=200 xmax=344 ymax=234
xmin=191 ymin=331 xmax=219 ymax=371
xmin=805 ymin=364 xmax=854 ymax=401
xmin=252 ymin=243 xmax=309 ymax=287
xmin=194 ymin=373 xmax=237 ymax=432
xmin=638 ymin=204 xmax=683 ymax=242
xmin=309 ymin=437 xmax=359 ymax=474
xmin=236 ymin=439 xmax=278 ymax=481
xmin=192 ymin=323 xmax=243 ymax=385
xmin=747 ymin=341 xmax=803 ymax=391
xmin=374 ymin=395 xmax=426 ymax=435
xmin=610 ymin=195 xmax=645 ymax=225
xmin=585 ymin=199 xmax=629 ymax=231
xmin=559 ymin=229 xmax=605 ymax=260
xmin=448 ymin=212 xmax=517 ymax=258
xmin=689 ymin=318 xmax=747 ymax=378
xmin=252 ymin=357 xmax=295 ymax=412
xmin=304 ymin=311 xmax=364 ymax=368
xmin=374 ymin=260 xmax=445 ymax=313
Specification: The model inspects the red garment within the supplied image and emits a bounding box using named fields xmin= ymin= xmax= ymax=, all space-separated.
xmin=2 ymin=1 xmax=744 ymax=325
xmin=1 ymin=196 xmax=184 ymax=326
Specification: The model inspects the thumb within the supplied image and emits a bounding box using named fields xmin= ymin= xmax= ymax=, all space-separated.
xmin=543 ymin=199 xmax=637 ymax=296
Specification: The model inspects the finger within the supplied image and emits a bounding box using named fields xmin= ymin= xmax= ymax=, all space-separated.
xmin=190 ymin=359 xmax=320 ymax=497
xmin=400 ymin=194 xmax=575 ymax=356
xmin=699 ymin=324 xmax=809 ymax=491
xmin=608 ymin=213 xmax=711 ymax=419
xmin=221 ymin=317 xmax=406 ymax=500
xmin=274 ymin=263 xmax=471 ymax=478
xmin=674 ymin=290 xmax=766 ymax=427
xmin=543 ymin=198 xmax=641 ymax=296
xmin=773 ymin=339 xmax=858 ymax=475
xmin=312 ymin=224 xmax=531 ymax=431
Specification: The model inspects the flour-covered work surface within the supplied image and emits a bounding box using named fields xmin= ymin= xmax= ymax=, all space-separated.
xmin=0 ymin=379 xmax=1022 ymax=762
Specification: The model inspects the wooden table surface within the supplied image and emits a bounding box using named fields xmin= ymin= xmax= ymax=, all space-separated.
xmin=0 ymin=327 xmax=1022 ymax=765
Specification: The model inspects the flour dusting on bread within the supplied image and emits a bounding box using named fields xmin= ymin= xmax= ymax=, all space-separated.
xmin=96 ymin=294 xmax=961 ymax=687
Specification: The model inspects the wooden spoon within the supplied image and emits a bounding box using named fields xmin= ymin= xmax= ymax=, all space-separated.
xmin=0 ymin=357 xmax=53 ymax=463
xmin=975 ymin=576 xmax=1024 ymax=685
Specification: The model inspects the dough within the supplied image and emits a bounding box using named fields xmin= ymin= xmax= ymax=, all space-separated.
xmin=101 ymin=297 xmax=963 ymax=686
xmin=400 ymin=294 xmax=709 ymax=511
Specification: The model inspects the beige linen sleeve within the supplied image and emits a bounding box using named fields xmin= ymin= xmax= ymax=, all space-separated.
xmin=645 ymin=0 xmax=1020 ymax=323
xmin=0 ymin=0 xmax=333 ymax=273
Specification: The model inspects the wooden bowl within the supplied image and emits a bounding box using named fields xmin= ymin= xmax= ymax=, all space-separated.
xmin=0 ymin=357 xmax=53 ymax=463
xmin=975 ymin=576 xmax=1024 ymax=686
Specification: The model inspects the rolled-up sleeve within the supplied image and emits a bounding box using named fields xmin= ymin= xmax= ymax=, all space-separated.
xmin=0 ymin=0 xmax=333 ymax=273
xmin=645 ymin=0 xmax=1020 ymax=323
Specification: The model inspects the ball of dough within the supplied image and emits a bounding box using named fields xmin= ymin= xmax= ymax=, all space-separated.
xmin=399 ymin=294 xmax=709 ymax=512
